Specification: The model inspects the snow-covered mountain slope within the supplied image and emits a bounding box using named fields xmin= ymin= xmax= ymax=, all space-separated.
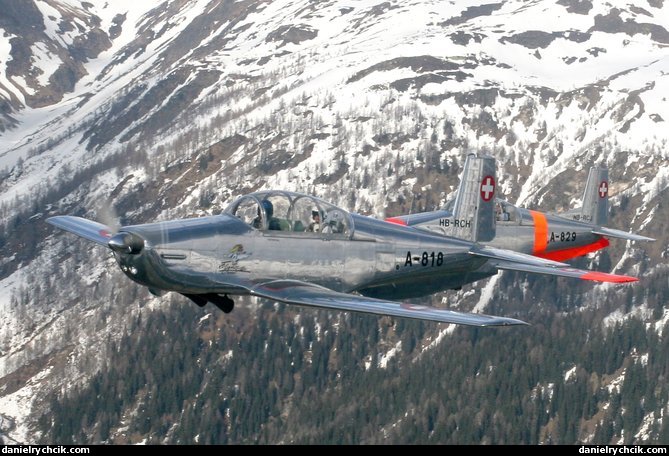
xmin=0 ymin=0 xmax=667 ymax=444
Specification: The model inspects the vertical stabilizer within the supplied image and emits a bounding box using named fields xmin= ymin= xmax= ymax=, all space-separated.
xmin=581 ymin=165 xmax=608 ymax=226
xmin=563 ymin=165 xmax=608 ymax=225
xmin=450 ymin=154 xmax=497 ymax=242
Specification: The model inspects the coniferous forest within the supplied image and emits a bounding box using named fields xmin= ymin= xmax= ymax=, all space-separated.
xmin=38 ymin=271 xmax=669 ymax=444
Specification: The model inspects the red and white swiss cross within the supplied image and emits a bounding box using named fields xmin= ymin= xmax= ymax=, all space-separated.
xmin=480 ymin=175 xmax=495 ymax=202
xmin=598 ymin=180 xmax=608 ymax=199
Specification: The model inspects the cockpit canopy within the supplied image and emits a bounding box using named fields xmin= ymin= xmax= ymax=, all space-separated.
xmin=494 ymin=199 xmax=519 ymax=223
xmin=224 ymin=190 xmax=352 ymax=237
xmin=445 ymin=197 xmax=519 ymax=223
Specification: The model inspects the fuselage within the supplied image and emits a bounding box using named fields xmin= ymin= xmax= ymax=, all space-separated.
xmin=490 ymin=205 xmax=609 ymax=261
xmin=111 ymin=213 xmax=491 ymax=301
xmin=391 ymin=201 xmax=609 ymax=262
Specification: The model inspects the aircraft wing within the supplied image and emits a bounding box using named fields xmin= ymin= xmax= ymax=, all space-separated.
xmin=471 ymin=245 xmax=638 ymax=283
xmin=47 ymin=216 xmax=114 ymax=245
xmin=592 ymin=226 xmax=655 ymax=242
xmin=249 ymin=279 xmax=526 ymax=327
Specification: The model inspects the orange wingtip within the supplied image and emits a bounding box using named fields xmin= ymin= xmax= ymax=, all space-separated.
xmin=580 ymin=271 xmax=638 ymax=283
xmin=385 ymin=217 xmax=408 ymax=226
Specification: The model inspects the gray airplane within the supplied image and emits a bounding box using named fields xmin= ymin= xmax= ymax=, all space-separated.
xmin=46 ymin=179 xmax=637 ymax=327
xmin=387 ymin=155 xmax=654 ymax=262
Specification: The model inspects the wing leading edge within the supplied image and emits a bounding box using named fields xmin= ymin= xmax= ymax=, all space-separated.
xmin=249 ymin=279 xmax=526 ymax=327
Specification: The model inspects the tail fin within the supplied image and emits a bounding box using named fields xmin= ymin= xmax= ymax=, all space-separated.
xmin=580 ymin=165 xmax=608 ymax=226
xmin=563 ymin=165 xmax=608 ymax=225
xmin=449 ymin=154 xmax=497 ymax=242
xmin=386 ymin=154 xmax=497 ymax=242
xmin=558 ymin=165 xmax=655 ymax=242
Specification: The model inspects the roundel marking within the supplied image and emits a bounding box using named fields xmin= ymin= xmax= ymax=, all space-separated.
xmin=598 ymin=180 xmax=608 ymax=198
xmin=480 ymin=175 xmax=495 ymax=202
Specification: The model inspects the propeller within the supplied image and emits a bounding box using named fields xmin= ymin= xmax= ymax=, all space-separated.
xmin=96 ymin=200 xmax=121 ymax=235
xmin=108 ymin=232 xmax=144 ymax=254
xmin=94 ymin=199 xmax=144 ymax=254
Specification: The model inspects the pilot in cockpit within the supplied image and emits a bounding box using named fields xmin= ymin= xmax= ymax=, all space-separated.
xmin=307 ymin=209 xmax=321 ymax=232
xmin=321 ymin=210 xmax=344 ymax=234
xmin=496 ymin=201 xmax=510 ymax=221
xmin=253 ymin=200 xmax=281 ymax=230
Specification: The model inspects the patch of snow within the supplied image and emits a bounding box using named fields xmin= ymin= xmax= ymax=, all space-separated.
xmin=472 ymin=274 xmax=501 ymax=314
xmin=607 ymin=369 xmax=626 ymax=394
xmin=0 ymin=31 xmax=22 ymax=102
xmin=603 ymin=303 xmax=654 ymax=330
xmin=634 ymin=411 xmax=656 ymax=442
xmin=638 ymin=352 xmax=649 ymax=367
xmin=564 ymin=365 xmax=577 ymax=382
xmin=419 ymin=325 xmax=456 ymax=355
xmin=30 ymin=42 xmax=62 ymax=88
xmin=654 ymin=308 xmax=669 ymax=336
xmin=0 ymin=365 xmax=53 ymax=444
xmin=378 ymin=341 xmax=401 ymax=369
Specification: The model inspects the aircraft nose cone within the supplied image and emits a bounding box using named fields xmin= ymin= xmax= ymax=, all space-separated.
xmin=108 ymin=232 xmax=144 ymax=254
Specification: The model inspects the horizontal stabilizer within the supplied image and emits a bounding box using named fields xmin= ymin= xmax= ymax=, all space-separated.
xmin=251 ymin=279 xmax=526 ymax=327
xmin=592 ymin=226 xmax=655 ymax=243
xmin=471 ymin=246 xmax=638 ymax=283
xmin=46 ymin=216 xmax=114 ymax=246
xmin=385 ymin=210 xmax=450 ymax=227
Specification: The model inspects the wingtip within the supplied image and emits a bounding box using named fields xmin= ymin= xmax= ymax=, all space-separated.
xmin=45 ymin=215 xmax=63 ymax=225
xmin=499 ymin=318 xmax=530 ymax=327
xmin=580 ymin=271 xmax=639 ymax=283
xmin=481 ymin=315 xmax=529 ymax=327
